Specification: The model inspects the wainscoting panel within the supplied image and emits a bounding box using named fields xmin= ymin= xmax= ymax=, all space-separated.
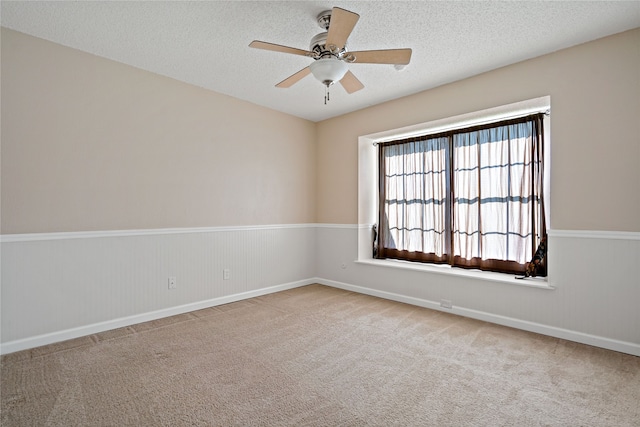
xmin=1 ymin=225 xmax=316 ymax=353
xmin=3 ymin=224 xmax=639 ymax=356
xmin=316 ymin=225 xmax=640 ymax=356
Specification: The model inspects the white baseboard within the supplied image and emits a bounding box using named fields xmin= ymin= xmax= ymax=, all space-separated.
xmin=314 ymin=278 xmax=640 ymax=357
xmin=0 ymin=279 xmax=314 ymax=355
xmin=4 ymin=276 xmax=639 ymax=358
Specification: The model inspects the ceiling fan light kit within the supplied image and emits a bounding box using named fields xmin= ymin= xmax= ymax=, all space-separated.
xmin=309 ymin=57 xmax=348 ymax=87
xmin=249 ymin=6 xmax=412 ymax=103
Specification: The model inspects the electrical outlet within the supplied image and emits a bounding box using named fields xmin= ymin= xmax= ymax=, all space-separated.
xmin=440 ymin=299 xmax=453 ymax=309
xmin=223 ymin=269 xmax=230 ymax=280
xmin=168 ymin=276 xmax=177 ymax=290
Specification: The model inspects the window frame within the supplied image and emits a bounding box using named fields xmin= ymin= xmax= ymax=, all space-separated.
xmin=377 ymin=113 xmax=546 ymax=275
xmin=357 ymin=97 xmax=551 ymax=279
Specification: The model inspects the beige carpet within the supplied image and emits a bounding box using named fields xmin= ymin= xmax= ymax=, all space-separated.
xmin=2 ymin=284 xmax=639 ymax=426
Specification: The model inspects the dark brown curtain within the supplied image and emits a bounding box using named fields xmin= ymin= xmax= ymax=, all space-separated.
xmin=377 ymin=113 xmax=546 ymax=275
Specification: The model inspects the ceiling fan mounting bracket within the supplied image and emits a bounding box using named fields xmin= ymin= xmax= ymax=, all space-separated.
xmin=316 ymin=10 xmax=333 ymax=30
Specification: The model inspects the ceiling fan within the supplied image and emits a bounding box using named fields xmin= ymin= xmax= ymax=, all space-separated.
xmin=249 ymin=7 xmax=412 ymax=102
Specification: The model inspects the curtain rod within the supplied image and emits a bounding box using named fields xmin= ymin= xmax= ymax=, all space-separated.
xmin=372 ymin=109 xmax=550 ymax=146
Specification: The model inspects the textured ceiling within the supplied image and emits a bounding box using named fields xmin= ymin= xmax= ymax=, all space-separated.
xmin=2 ymin=1 xmax=639 ymax=122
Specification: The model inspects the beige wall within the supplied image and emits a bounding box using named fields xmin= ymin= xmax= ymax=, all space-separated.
xmin=1 ymin=28 xmax=316 ymax=234
xmin=2 ymin=28 xmax=639 ymax=234
xmin=317 ymin=28 xmax=640 ymax=232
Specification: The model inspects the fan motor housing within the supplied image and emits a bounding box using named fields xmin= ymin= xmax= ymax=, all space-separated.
xmin=309 ymin=32 xmax=329 ymax=54
xmin=309 ymin=32 xmax=352 ymax=60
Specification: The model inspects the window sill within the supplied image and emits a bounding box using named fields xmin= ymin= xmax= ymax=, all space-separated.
xmin=354 ymin=258 xmax=554 ymax=290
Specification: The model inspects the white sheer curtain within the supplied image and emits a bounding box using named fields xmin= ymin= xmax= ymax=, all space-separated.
xmin=451 ymin=118 xmax=545 ymax=271
xmin=381 ymin=137 xmax=449 ymax=262
xmin=378 ymin=114 xmax=546 ymax=275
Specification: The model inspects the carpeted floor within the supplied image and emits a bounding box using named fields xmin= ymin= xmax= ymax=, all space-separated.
xmin=2 ymin=284 xmax=639 ymax=426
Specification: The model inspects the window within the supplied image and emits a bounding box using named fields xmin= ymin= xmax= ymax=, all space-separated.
xmin=376 ymin=113 xmax=546 ymax=275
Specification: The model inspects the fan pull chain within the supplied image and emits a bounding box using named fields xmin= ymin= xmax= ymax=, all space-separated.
xmin=324 ymin=85 xmax=331 ymax=105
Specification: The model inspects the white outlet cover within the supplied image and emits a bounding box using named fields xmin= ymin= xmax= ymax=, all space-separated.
xmin=440 ymin=299 xmax=453 ymax=309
